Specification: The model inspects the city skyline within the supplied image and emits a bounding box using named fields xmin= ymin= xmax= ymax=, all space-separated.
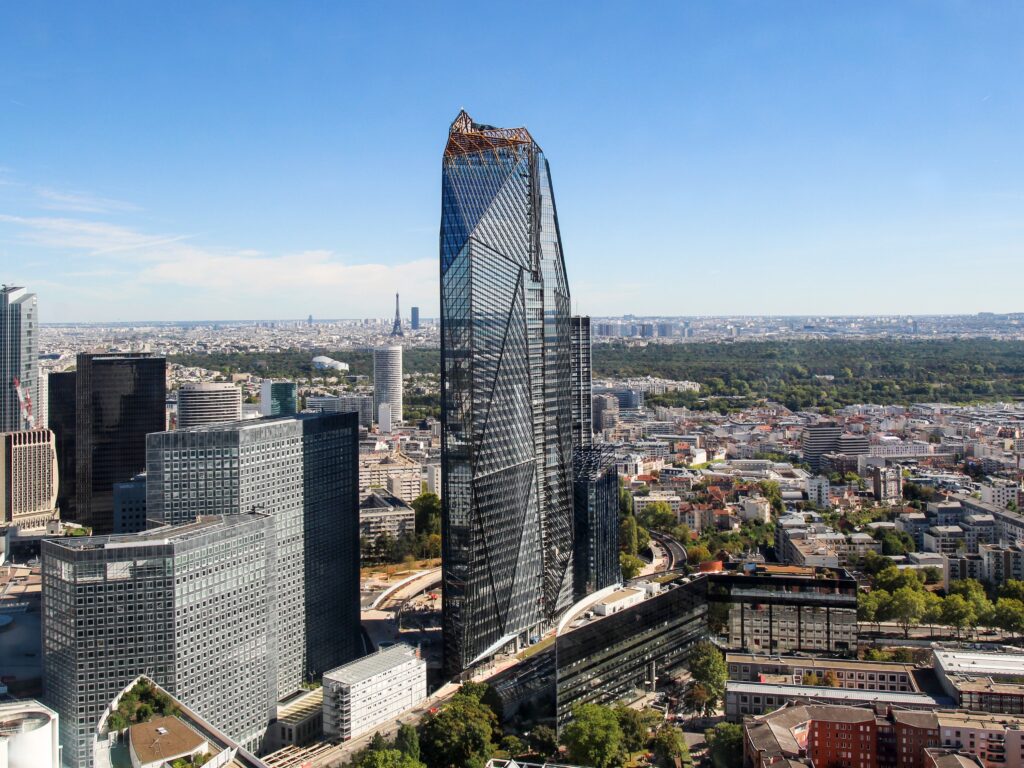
xmin=2 ymin=3 xmax=1023 ymax=322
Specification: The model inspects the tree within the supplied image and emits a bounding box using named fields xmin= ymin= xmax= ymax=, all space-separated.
xmin=858 ymin=589 xmax=888 ymax=632
xmin=687 ymin=544 xmax=712 ymax=564
xmin=419 ymin=696 xmax=495 ymax=768
xmin=499 ymin=735 xmax=524 ymax=757
xmin=412 ymin=493 xmax=441 ymax=537
xmin=620 ymin=516 xmax=639 ymax=556
xmin=636 ymin=524 xmax=652 ymax=554
xmin=877 ymin=530 xmax=915 ymax=556
xmin=706 ymin=722 xmax=744 ymax=768
xmin=922 ymin=566 xmax=943 ymax=585
xmin=683 ymin=682 xmax=710 ymax=720
xmin=861 ymin=550 xmax=890 ymax=576
xmin=353 ymin=749 xmax=426 ymax=768
xmin=369 ymin=732 xmax=390 ymax=752
xmin=887 ymin=586 xmax=927 ymax=638
xmin=651 ymin=726 xmax=689 ymax=767
xmin=613 ymin=705 xmax=650 ymax=752
xmin=528 ymin=725 xmax=558 ymax=758
xmin=638 ymin=501 xmax=676 ymax=532
xmin=874 ymin=566 xmax=924 ymax=594
xmin=455 ymin=681 xmax=503 ymax=727
xmin=395 ymin=724 xmax=420 ymax=762
xmin=994 ymin=597 xmax=1024 ymax=637
xmin=949 ymin=579 xmax=994 ymax=633
xmin=687 ymin=642 xmax=727 ymax=715
xmin=940 ymin=594 xmax=976 ymax=640
xmin=620 ymin=552 xmax=644 ymax=580
xmin=561 ymin=704 xmax=625 ymax=768
xmin=1001 ymin=580 xmax=1024 ymax=603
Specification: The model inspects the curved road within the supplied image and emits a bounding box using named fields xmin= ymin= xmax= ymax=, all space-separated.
xmin=651 ymin=530 xmax=687 ymax=570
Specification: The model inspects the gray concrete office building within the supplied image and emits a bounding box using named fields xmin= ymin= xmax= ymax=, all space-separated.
xmin=42 ymin=513 xmax=277 ymax=768
xmin=145 ymin=413 xmax=360 ymax=696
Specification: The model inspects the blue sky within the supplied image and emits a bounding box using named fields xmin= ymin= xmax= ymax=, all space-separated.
xmin=1 ymin=2 xmax=1022 ymax=322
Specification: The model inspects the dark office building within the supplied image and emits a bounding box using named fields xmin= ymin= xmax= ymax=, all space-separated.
xmin=410 ymin=306 xmax=420 ymax=331
xmin=48 ymin=371 xmax=77 ymax=518
xmin=440 ymin=111 xmax=575 ymax=674
xmin=75 ymin=353 xmax=166 ymax=533
xmin=570 ymin=316 xmax=592 ymax=449
xmin=555 ymin=574 xmax=708 ymax=726
xmin=572 ymin=445 xmax=619 ymax=600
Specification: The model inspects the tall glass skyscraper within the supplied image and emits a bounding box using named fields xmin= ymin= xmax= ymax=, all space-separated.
xmin=0 ymin=285 xmax=39 ymax=432
xmin=440 ymin=111 xmax=575 ymax=674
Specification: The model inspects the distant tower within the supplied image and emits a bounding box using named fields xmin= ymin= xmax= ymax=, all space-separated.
xmin=390 ymin=293 xmax=404 ymax=337
xmin=411 ymin=306 xmax=420 ymax=331
xmin=308 ymin=314 xmax=313 ymax=326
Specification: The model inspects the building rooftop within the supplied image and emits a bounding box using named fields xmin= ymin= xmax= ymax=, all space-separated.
xmin=323 ymin=643 xmax=419 ymax=687
xmin=934 ymin=649 xmax=1024 ymax=677
xmin=129 ymin=715 xmax=205 ymax=766
xmin=727 ymin=681 xmax=943 ymax=707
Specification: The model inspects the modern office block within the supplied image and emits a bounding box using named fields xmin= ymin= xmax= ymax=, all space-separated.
xmin=307 ymin=394 xmax=373 ymax=428
xmin=377 ymin=402 xmax=392 ymax=434
xmin=440 ymin=111 xmax=575 ymax=674
xmin=111 ymin=473 xmax=147 ymax=533
xmin=0 ymin=286 xmax=39 ymax=432
xmin=259 ymin=381 xmax=297 ymax=417
xmin=74 ymin=353 xmax=166 ymax=534
xmin=572 ymin=445 xmax=619 ymax=601
xmin=0 ymin=428 xmax=58 ymax=528
xmin=36 ymin=366 xmax=48 ymax=429
xmin=0 ymin=698 xmax=61 ymax=768
xmin=570 ymin=316 xmax=592 ymax=449
xmin=322 ymin=645 xmax=426 ymax=742
xmin=801 ymin=421 xmax=843 ymax=472
xmin=176 ymin=382 xmax=242 ymax=429
xmin=145 ymin=413 xmax=360 ymax=694
xmin=359 ymin=489 xmax=415 ymax=542
xmin=372 ymin=347 xmax=402 ymax=424
xmin=410 ymin=306 xmax=420 ymax=331
xmin=592 ymin=394 xmax=619 ymax=433
xmin=42 ymin=514 xmax=277 ymax=768
xmin=47 ymin=371 xmax=77 ymax=519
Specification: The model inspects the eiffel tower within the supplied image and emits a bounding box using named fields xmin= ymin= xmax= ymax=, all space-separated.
xmin=390 ymin=293 xmax=404 ymax=337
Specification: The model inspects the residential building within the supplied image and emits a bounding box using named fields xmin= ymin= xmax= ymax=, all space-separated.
xmin=726 ymin=653 xmax=919 ymax=692
xmin=0 ymin=698 xmax=60 ymax=768
xmin=176 ymin=382 xmax=242 ymax=428
xmin=359 ymin=490 xmax=415 ymax=541
xmin=981 ymin=479 xmax=1022 ymax=510
xmin=440 ymin=111 xmax=575 ymax=673
xmin=359 ymin=453 xmax=420 ymax=502
xmin=572 ymin=445 xmax=619 ymax=601
xmin=42 ymin=514 xmax=278 ymax=767
xmin=570 ymin=316 xmax=592 ymax=448
xmin=74 ymin=353 xmax=166 ymax=534
xmin=0 ymin=428 xmax=58 ymax=528
xmin=739 ymin=496 xmax=771 ymax=523
xmin=260 ymin=381 xmax=297 ymax=417
xmin=633 ymin=492 xmax=683 ymax=519
xmin=924 ymin=526 xmax=966 ymax=556
xmin=146 ymin=413 xmax=360 ymax=695
xmin=322 ymin=645 xmax=426 ymax=742
xmin=960 ymin=514 xmax=996 ymax=554
xmin=898 ymin=512 xmax=932 ymax=550
xmin=372 ymin=346 xmax=402 ymax=425
xmin=592 ymin=394 xmax=619 ymax=433
xmin=872 ymin=465 xmax=903 ymax=504
xmin=0 ymin=286 xmax=39 ymax=432
xmin=807 ymin=475 xmax=831 ymax=508
xmin=979 ymin=543 xmax=1024 ymax=585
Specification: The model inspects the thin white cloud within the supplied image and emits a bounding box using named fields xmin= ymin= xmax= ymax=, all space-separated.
xmin=34 ymin=187 xmax=139 ymax=214
xmin=0 ymin=214 xmax=191 ymax=258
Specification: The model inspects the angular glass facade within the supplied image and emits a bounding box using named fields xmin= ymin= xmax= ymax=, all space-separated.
xmin=0 ymin=286 xmax=38 ymax=432
xmin=440 ymin=111 xmax=575 ymax=674
xmin=572 ymin=445 xmax=619 ymax=601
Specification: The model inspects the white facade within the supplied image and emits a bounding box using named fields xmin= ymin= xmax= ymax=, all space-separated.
xmin=322 ymin=645 xmax=426 ymax=742
xmin=378 ymin=403 xmax=392 ymax=434
xmin=981 ymin=480 xmax=1021 ymax=510
xmin=0 ymin=699 xmax=61 ymax=768
xmin=177 ymin=382 xmax=242 ymax=429
xmin=0 ymin=429 xmax=58 ymax=528
xmin=807 ymin=476 xmax=830 ymax=508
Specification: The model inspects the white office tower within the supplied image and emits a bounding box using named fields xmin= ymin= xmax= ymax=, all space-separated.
xmin=322 ymin=644 xmax=426 ymax=742
xmin=378 ymin=403 xmax=392 ymax=434
xmin=176 ymin=382 xmax=242 ymax=429
xmin=372 ymin=346 xmax=402 ymax=424
xmin=35 ymin=366 xmax=48 ymax=429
